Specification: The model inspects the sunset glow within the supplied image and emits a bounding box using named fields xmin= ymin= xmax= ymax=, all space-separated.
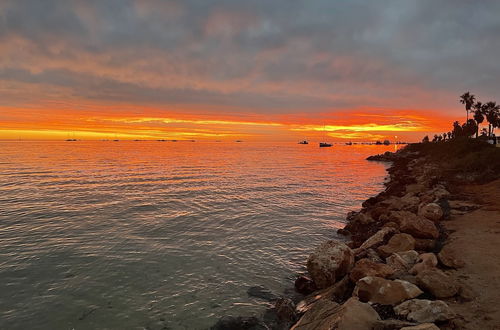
xmin=1 ymin=1 xmax=497 ymax=141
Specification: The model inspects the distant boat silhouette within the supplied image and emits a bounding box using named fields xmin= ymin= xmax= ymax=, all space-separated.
xmin=345 ymin=141 xmax=353 ymax=145
xmin=298 ymin=140 xmax=308 ymax=144
xmin=235 ymin=140 xmax=243 ymax=142
xmin=65 ymin=139 xmax=77 ymax=142
xmin=319 ymin=142 xmax=332 ymax=147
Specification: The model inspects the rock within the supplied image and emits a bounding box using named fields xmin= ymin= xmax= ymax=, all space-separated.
xmin=294 ymin=276 xmax=317 ymax=295
xmin=394 ymin=299 xmax=455 ymax=323
xmin=307 ymin=241 xmax=355 ymax=289
xmin=406 ymin=183 xmax=426 ymax=195
xmin=430 ymin=186 xmax=450 ymax=200
xmin=291 ymin=298 xmax=380 ymax=330
xmin=401 ymin=323 xmax=440 ymax=330
xmin=275 ymin=298 xmax=297 ymax=324
xmin=386 ymin=250 xmax=419 ymax=273
xmin=355 ymin=227 xmax=397 ymax=252
xmin=373 ymin=319 xmax=417 ymax=330
xmin=366 ymin=249 xmax=384 ymax=263
xmin=400 ymin=194 xmax=421 ymax=212
xmin=409 ymin=253 xmax=438 ymax=275
xmin=414 ymin=238 xmax=436 ymax=252
xmin=349 ymin=259 xmax=395 ymax=283
xmin=416 ymin=269 xmax=458 ymax=298
xmin=418 ymin=203 xmax=443 ymax=222
xmin=337 ymin=228 xmax=350 ymax=236
xmin=295 ymin=276 xmax=352 ymax=314
xmin=210 ymin=316 xmax=267 ymax=330
xmin=247 ymin=285 xmax=278 ymax=301
xmin=438 ymin=244 xmax=465 ymax=269
xmin=383 ymin=221 xmax=399 ymax=229
xmin=377 ymin=233 xmax=416 ymax=258
xmin=353 ymin=276 xmax=423 ymax=305
xmin=399 ymin=214 xmax=439 ymax=239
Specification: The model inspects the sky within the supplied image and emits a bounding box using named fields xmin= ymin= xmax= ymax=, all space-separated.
xmin=1 ymin=0 xmax=499 ymax=141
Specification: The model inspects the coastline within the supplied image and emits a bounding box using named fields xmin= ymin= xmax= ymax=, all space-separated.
xmin=211 ymin=141 xmax=500 ymax=330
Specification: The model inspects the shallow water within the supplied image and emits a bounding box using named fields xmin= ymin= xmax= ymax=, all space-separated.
xmin=0 ymin=141 xmax=394 ymax=329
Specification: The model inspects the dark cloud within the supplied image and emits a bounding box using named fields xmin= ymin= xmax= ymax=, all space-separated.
xmin=0 ymin=0 xmax=499 ymax=113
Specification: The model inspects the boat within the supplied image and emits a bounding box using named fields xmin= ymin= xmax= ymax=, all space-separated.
xmin=298 ymin=140 xmax=308 ymax=144
xmin=345 ymin=141 xmax=353 ymax=145
xmin=319 ymin=142 xmax=333 ymax=147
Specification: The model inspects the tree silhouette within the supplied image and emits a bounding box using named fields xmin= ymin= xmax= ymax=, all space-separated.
xmin=460 ymin=92 xmax=476 ymax=122
xmin=472 ymin=101 xmax=484 ymax=138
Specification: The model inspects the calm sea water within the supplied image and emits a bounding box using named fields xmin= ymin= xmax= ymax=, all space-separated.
xmin=0 ymin=141 xmax=393 ymax=330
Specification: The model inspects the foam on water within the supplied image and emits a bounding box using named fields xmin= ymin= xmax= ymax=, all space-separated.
xmin=0 ymin=141 xmax=393 ymax=329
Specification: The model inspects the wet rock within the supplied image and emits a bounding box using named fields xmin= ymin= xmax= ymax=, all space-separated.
xmin=295 ymin=276 xmax=352 ymax=314
xmin=210 ymin=316 xmax=267 ymax=330
xmin=414 ymin=239 xmax=436 ymax=252
xmin=307 ymin=241 xmax=355 ymax=289
xmin=294 ymin=276 xmax=317 ymax=295
xmin=377 ymin=233 xmax=416 ymax=258
xmin=274 ymin=298 xmax=297 ymax=325
xmin=349 ymin=259 xmax=395 ymax=283
xmin=353 ymin=276 xmax=423 ymax=305
xmin=438 ymin=244 xmax=465 ymax=269
xmin=291 ymin=298 xmax=380 ymax=330
xmin=416 ymin=269 xmax=458 ymax=298
xmin=401 ymin=324 xmax=440 ymax=330
xmin=386 ymin=250 xmax=419 ymax=274
xmin=418 ymin=203 xmax=443 ymax=222
xmin=247 ymin=285 xmax=278 ymax=301
xmin=355 ymin=227 xmax=397 ymax=252
xmin=383 ymin=221 xmax=399 ymax=229
xmin=409 ymin=253 xmax=438 ymax=275
xmin=337 ymin=228 xmax=350 ymax=236
xmin=394 ymin=299 xmax=455 ymax=323
xmin=399 ymin=214 xmax=439 ymax=239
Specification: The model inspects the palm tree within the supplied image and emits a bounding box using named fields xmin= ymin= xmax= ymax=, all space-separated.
xmin=483 ymin=101 xmax=500 ymax=136
xmin=472 ymin=101 xmax=484 ymax=138
xmin=460 ymin=92 xmax=476 ymax=122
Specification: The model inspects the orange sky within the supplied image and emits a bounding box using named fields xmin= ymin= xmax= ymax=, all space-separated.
xmin=0 ymin=104 xmax=457 ymax=142
xmin=1 ymin=1 xmax=494 ymax=142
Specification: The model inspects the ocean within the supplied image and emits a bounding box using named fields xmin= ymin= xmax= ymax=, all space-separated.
xmin=0 ymin=141 xmax=393 ymax=329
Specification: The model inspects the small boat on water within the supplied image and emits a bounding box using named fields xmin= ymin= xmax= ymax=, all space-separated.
xmin=319 ymin=142 xmax=333 ymax=147
xmin=298 ymin=140 xmax=308 ymax=144
xmin=345 ymin=141 xmax=353 ymax=145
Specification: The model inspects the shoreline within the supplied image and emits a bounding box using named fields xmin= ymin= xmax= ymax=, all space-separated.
xmin=212 ymin=142 xmax=500 ymax=330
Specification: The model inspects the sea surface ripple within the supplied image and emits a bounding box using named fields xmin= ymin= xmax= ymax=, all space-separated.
xmin=0 ymin=141 xmax=393 ymax=329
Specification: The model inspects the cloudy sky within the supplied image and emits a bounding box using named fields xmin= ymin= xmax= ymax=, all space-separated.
xmin=0 ymin=0 xmax=499 ymax=141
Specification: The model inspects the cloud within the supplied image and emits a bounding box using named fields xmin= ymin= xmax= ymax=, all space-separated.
xmin=0 ymin=0 xmax=499 ymax=139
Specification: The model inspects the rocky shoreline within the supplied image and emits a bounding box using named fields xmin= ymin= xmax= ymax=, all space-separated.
xmin=212 ymin=145 xmax=484 ymax=330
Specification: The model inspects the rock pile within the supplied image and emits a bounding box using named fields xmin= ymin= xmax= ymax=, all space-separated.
xmin=286 ymin=148 xmax=468 ymax=329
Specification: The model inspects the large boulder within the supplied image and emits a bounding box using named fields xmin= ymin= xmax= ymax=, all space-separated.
xmin=386 ymin=250 xmax=419 ymax=274
xmin=438 ymin=244 xmax=465 ymax=269
xmin=295 ymin=276 xmax=351 ymax=314
xmin=414 ymin=238 xmax=436 ymax=252
xmin=355 ymin=227 xmax=397 ymax=252
xmin=416 ymin=269 xmax=458 ymax=298
xmin=399 ymin=214 xmax=439 ymax=239
xmin=353 ymin=276 xmax=423 ymax=305
xmin=394 ymin=299 xmax=455 ymax=323
xmin=409 ymin=253 xmax=438 ymax=275
xmin=377 ymin=233 xmax=416 ymax=258
xmin=307 ymin=241 xmax=355 ymax=289
xmin=418 ymin=203 xmax=443 ymax=222
xmin=291 ymin=298 xmax=380 ymax=330
xmin=349 ymin=259 xmax=395 ymax=283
